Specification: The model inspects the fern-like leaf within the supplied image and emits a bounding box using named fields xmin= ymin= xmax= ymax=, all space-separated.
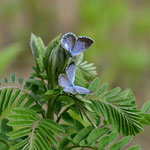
xmin=7 ymin=108 xmax=65 ymax=150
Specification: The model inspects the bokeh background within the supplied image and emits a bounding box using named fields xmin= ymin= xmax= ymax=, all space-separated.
xmin=0 ymin=0 xmax=150 ymax=149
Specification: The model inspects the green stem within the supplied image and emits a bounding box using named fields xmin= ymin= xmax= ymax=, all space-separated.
xmin=47 ymin=94 xmax=74 ymax=120
xmin=47 ymin=98 xmax=55 ymax=120
xmin=56 ymin=106 xmax=71 ymax=123
xmin=0 ymin=139 xmax=10 ymax=148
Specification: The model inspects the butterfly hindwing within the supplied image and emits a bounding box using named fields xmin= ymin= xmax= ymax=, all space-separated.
xmin=64 ymin=85 xmax=77 ymax=94
xmin=72 ymin=36 xmax=94 ymax=56
xmin=75 ymin=86 xmax=92 ymax=94
xmin=58 ymin=74 xmax=70 ymax=88
xmin=61 ymin=32 xmax=76 ymax=52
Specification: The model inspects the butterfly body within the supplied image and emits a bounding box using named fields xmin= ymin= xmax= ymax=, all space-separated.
xmin=61 ymin=32 xmax=94 ymax=57
xmin=59 ymin=62 xmax=92 ymax=95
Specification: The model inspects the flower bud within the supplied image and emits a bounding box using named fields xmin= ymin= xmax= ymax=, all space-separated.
xmin=49 ymin=43 xmax=70 ymax=88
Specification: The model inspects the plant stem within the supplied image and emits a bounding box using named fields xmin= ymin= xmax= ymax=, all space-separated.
xmin=56 ymin=106 xmax=71 ymax=123
xmin=47 ymin=94 xmax=74 ymax=120
xmin=47 ymin=98 xmax=55 ymax=120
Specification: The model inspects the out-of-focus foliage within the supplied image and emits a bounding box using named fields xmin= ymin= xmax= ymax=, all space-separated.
xmin=78 ymin=0 xmax=150 ymax=88
xmin=0 ymin=43 xmax=22 ymax=77
xmin=0 ymin=0 xmax=56 ymax=47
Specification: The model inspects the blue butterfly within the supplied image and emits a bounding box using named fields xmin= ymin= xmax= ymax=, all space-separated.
xmin=61 ymin=32 xmax=94 ymax=57
xmin=58 ymin=62 xmax=92 ymax=95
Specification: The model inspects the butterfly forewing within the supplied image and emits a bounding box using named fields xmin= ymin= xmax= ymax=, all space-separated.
xmin=61 ymin=32 xmax=76 ymax=52
xmin=66 ymin=62 xmax=76 ymax=84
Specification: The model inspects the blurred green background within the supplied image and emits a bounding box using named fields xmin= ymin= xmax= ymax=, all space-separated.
xmin=0 ymin=0 xmax=150 ymax=149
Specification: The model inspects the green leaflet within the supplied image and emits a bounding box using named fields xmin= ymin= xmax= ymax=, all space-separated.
xmin=102 ymin=87 xmax=121 ymax=99
xmin=10 ymin=73 xmax=16 ymax=84
xmin=96 ymin=82 xmax=108 ymax=97
xmin=42 ymin=119 xmax=65 ymax=132
xmin=7 ymin=127 xmax=31 ymax=140
xmin=110 ymin=136 xmax=132 ymax=150
xmin=99 ymin=132 xmax=119 ymax=149
xmin=127 ymin=145 xmax=141 ymax=150
xmin=30 ymin=33 xmax=46 ymax=73
xmin=142 ymin=101 xmax=150 ymax=113
xmin=8 ymin=89 xmax=21 ymax=107
xmin=72 ymin=126 xmax=93 ymax=143
xmin=88 ymin=77 xmax=100 ymax=92
xmin=36 ymin=130 xmax=52 ymax=150
xmin=18 ymin=77 xmax=24 ymax=86
xmin=2 ymin=88 xmax=14 ymax=111
xmin=86 ymin=127 xmax=109 ymax=144
xmin=76 ymin=60 xmax=97 ymax=81
xmin=38 ymin=125 xmax=58 ymax=146
xmin=0 ymin=89 xmax=7 ymax=115
xmin=10 ymin=138 xmax=29 ymax=150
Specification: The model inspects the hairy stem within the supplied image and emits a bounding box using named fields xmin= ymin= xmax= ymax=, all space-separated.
xmin=30 ymin=120 xmax=40 ymax=149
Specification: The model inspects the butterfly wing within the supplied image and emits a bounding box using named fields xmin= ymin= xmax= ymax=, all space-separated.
xmin=61 ymin=32 xmax=76 ymax=52
xmin=75 ymin=86 xmax=92 ymax=94
xmin=72 ymin=36 xmax=94 ymax=56
xmin=66 ymin=62 xmax=76 ymax=84
xmin=58 ymin=74 xmax=70 ymax=88
xmin=64 ymin=85 xmax=77 ymax=95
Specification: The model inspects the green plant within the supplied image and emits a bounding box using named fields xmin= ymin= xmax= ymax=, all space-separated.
xmin=0 ymin=33 xmax=150 ymax=150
